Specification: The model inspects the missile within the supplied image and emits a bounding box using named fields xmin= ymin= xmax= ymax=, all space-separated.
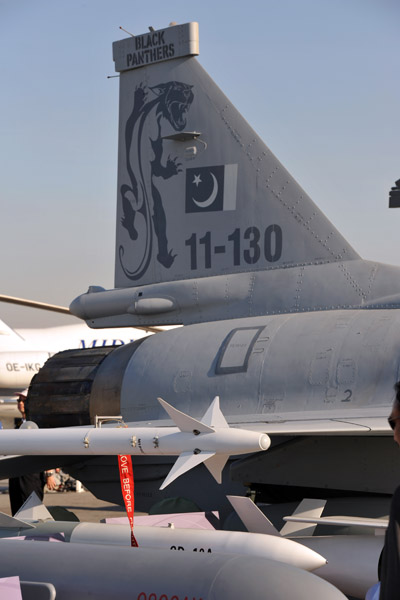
xmin=0 ymin=396 xmax=270 ymax=489
xmin=0 ymin=514 xmax=326 ymax=573
xmin=282 ymin=509 xmax=385 ymax=597
xmin=0 ymin=539 xmax=348 ymax=600
xmin=1 ymin=492 xmax=325 ymax=573
xmin=227 ymin=495 xmax=384 ymax=600
xmin=75 ymin=524 xmax=327 ymax=572
xmin=299 ymin=535 xmax=383 ymax=599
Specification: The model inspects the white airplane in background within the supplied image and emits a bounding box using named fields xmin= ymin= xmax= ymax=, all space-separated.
xmin=0 ymin=294 xmax=160 ymax=400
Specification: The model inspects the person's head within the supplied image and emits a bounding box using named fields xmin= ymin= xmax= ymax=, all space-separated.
xmin=389 ymin=382 xmax=400 ymax=446
xmin=16 ymin=389 xmax=28 ymax=418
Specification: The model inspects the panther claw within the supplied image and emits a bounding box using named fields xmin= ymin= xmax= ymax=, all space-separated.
xmin=157 ymin=250 xmax=177 ymax=268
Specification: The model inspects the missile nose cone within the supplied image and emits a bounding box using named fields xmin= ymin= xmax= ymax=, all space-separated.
xmin=259 ymin=434 xmax=271 ymax=450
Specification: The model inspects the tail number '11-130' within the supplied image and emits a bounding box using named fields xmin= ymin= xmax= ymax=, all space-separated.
xmin=185 ymin=225 xmax=282 ymax=270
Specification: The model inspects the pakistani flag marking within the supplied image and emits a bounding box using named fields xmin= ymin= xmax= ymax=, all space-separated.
xmin=185 ymin=165 xmax=238 ymax=213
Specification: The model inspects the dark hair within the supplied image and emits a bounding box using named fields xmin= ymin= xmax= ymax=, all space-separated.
xmin=394 ymin=382 xmax=400 ymax=407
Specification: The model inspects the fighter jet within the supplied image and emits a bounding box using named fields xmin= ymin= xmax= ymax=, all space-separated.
xmin=3 ymin=22 xmax=399 ymax=512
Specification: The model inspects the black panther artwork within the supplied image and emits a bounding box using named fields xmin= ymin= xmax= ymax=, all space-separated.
xmin=119 ymin=81 xmax=194 ymax=281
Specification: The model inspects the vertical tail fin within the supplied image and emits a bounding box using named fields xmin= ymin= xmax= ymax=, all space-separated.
xmin=0 ymin=319 xmax=25 ymax=350
xmin=113 ymin=22 xmax=357 ymax=289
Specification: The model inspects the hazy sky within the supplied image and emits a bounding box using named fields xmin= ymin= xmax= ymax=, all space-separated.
xmin=1 ymin=0 xmax=398 ymax=328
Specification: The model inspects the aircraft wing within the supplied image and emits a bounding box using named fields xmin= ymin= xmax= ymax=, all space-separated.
xmin=224 ymin=406 xmax=392 ymax=436
xmin=125 ymin=406 xmax=392 ymax=436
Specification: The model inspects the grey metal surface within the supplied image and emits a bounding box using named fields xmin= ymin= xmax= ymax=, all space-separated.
xmin=29 ymin=302 xmax=400 ymax=506
xmin=231 ymin=436 xmax=400 ymax=495
xmin=71 ymin=260 xmax=400 ymax=328
xmin=116 ymin=309 xmax=399 ymax=423
xmin=112 ymin=50 xmax=358 ymax=290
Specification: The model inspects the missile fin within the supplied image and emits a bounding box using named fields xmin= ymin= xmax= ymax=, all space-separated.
xmin=0 ymin=511 xmax=35 ymax=529
xmin=159 ymin=451 xmax=215 ymax=490
xmin=157 ymin=397 xmax=214 ymax=433
xmin=201 ymin=396 xmax=229 ymax=429
xmin=15 ymin=491 xmax=54 ymax=522
xmin=203 ymin=453 xmax=228 ymax=483
xmin=227 ymin=495 xmax=281 ymax=536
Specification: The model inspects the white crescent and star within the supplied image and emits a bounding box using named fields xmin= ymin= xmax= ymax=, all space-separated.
xmin=193 ymin=174 xmax=202 ymax=187
xmin=192 ymin=172 xmax=219 ymax=208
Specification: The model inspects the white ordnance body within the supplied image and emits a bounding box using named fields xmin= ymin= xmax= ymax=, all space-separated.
xmin=0 ymin=425 xmax=270 ymax=457
xmin=68 ymin=522 xmax=326 ymax=572
xmin=0 ymin=539 xmax=347 ymax=600
xmin=299 ymin=534 xmax=384 ymax=599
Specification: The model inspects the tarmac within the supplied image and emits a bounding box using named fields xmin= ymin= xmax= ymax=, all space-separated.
xmin=0 ymin=479 xmax=141 ymax=522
